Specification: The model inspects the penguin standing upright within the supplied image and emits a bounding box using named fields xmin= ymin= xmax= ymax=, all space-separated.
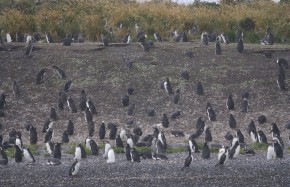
xmin=181 ymin=146 xmax=193 ymax=170
xmin=29 ymin=126 xmax=38 ymax=145
xmin=23 ymin=147 xmax=36 ymax=163
xmin=173 ymin=89 xmax=180 ymax=104
xmin=49 ymin=107 xmax=57 ymax=121
xmin=204 ymin=127 xmax=212 ymax=143
xmin=125 ymin=143 xmax=131 ymax=161
xmin=161 ymin=113 xmax=169 ymax=128
xmin=237 ymin=38 xmax=244 ymax=54
xmin=109 ymin=125 xmax=117 ymax=140
xmin=103 ymin=142 xmax=111 ymax=159
xmin=116 ymin=135 xmax=124 ymax=148
xmin=127 ymin=103 xmax=135 ymax=116
xmin=90 ymin=139 xmax=99 ymax=155
xmin=84 ymin=108 xmax=93 ymax=122
xmin=44 ymin=128 xmax=54 ymax=143
xmin=69 ymin=160 xmax=81 ymax=176
xmin=53 ymin=143 xmax=62 ymax=159
xmin=229 ymin=114 xmax=236 ymax=129
xmin=267 ymin=144 xmax=276 ymax=160
xmin=273 ymin=138 xmax=283 ymax=158
xmin=189 ymin=135 xmax=199 ymax=153
xmin=14 ymin=145 xmax=22 ymax=163
xmin=121 ymin=95 xmax=130 ymax=107
xmin=206 ymin=103 xmax=216 ymax=121
xmin=67 ymin=120 xmax=74 ymax=136
xmin=271 ymin=123 xmax=280 ymax=138
xmin=202 ymin=142 xmax=210 ymax=159
xmin=164 ymin=78 xmax=173 ymax=95
xmin=64 ymin=80 xmax=73 ymax=92
xmin=74 ymin=144 xmax=82 ymax=161
xmin=201 ymin=32 xmax=209 ymax=46
xmin=106 ymin=147 xmax=115 ymax=163
xmin=87 ymin=121 xmax=95 ymax=137
xmin=257 ymin=130 xmax=267 ymax=144
xmin=46 ymin=32 xmax=53 ymax=43
xmin=67 ymin=96 xmax=77 ymax=113
xmin=226 ymin=95 xmax=234 ymax=110
xmin=216 ymin=146 xmax=229 ymax=165
xmin=62 ymin=130 xmax=69 ymax=143
xmin=241 ymin=97 xmax=249 ymax=113
xmin=236 ymin=129 xmax=245 ymax=143
xmin=215 ymin=37 xmax=222 ymax=55
xmin=86 ymin=99 xmax=97 ymax=114
xmin=229 ymin=137 xmax=240 ymax=159
xmin=247 ymin=120 xmax=258 ymax=143
xmin=99 ymin=122 xmax=106 ymax=140
xmin=0 ymin=147 xmax=8 ymax=165
xmin=131 ymin=148 xmax=141 ymax=162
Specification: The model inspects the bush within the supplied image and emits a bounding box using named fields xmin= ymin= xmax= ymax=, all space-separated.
xmin=239 ymin=17 xmax=255 ymax=31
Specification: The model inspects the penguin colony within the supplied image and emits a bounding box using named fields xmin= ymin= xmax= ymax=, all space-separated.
xmin=0 ymin=25 xmax=289 ymax=178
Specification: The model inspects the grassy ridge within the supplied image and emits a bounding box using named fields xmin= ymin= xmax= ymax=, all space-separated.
xmin=0 ymin=1 xmax=290 ymax=42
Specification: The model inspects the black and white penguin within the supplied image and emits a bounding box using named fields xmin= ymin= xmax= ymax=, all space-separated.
xmin=15 ymin=132 xmax=23 ymax=149
xmin=216 ymin=146 xmax=229 ymax=165
xmin=277 ymin=75 xmax=286 ymax=91
xmin=236 ymin=29 xmax=243 ymax=42
xmin=133 ymin=127 xmax=142 ymax=137
xmin=196 ymin=82 xmax=204 ymax=95
xmin=224 ymin=132 xmax=234 ymax=142
xmin=171 ymin=111 xmax=181 ymax=120
xmin=181 ymin=32 xmax=188 ymax=42
xmin=155 ymin=139 xmax=165 ymax=154
xmin=47 ymin=158 xmax=61 ymax=165
xmin=202 ymin=142 xmax=210 ymax=159
xmin=45 ymin=142 xmax=55 ymax=155
xmin=53 ymin=142 xmax=62 ymax=159
xmin=42 ymin=118 xmax=53 ymax=133
xmin=106 ymin=147 xmax=115 ymax=163
xmin=164 ymin=78 xmax=173 ymax=95
xmin=101 ymin=34 xmax=109 ymax=46
xmin=14 ymin=145 xmax=22 ymax=163
xmin=267 ymin=144 xmax=276 ymax=160
xmin=206 ymin=103 xmax=216 ymax=121
xmin=0 ymin=147 xmax=8 ymax=165
xmin=180 ymin=70 xmax=190 ymax=80
xmin=86 ymin=99 xmax=97 ymax=114
xmin=109 ymin=125 xmax=117 ymax=140
xmin=29 ymin=126 xmax=38 ymax=145
xmin=273 ymin=138 xmax=283 ymax=158
xmin=46 ymin=32 xmax=53 ymax=43
xmin=140 ymin=41 xmax=150 ymax=52
xmin=226 ymin=95 xmax=234 ymax=110
xmin=52 ymin=65 xmax=66 ymax=79
xmin=181 ymin=146 xmax=193 ymax=170
xmin=115 ymin=135 xmax=124 ymax=148
xmin=64 ymin=80 xmax=73 ymax=92
xmin=87 ymin=121 xmax=95 ymax=137
xmin=173 ymin=89 xmax=181 ymax=104
xmin=237 ymin=38 xmax=244 ymax=54
xmin=99 ymin=122 xmax=106 ymax=140
xmin=90 ymin=139 xmax=99 ymax=155
xmin=62 ymin=34 xmax=72 ymax=46
xmin=57 ymin=91 xmax=67 ymax=111
xmin=189 ymin=135 xmax=199 ymax=153
xmin=121 ymin=95 xmax=129 ymax=107
xmin=277 ymin=58 xmax=288 ymax=69
xmin=154 ymin=32 xmax=162 ymax=42
xmin=6 ymin=33 xmax=12 ymax=42
xmin=247 ymin=120 xmax=258 ymax=143
xmin=277 ymin=65 xmax=285 ymax=81
xmin=122 ymin=33 xmax=131 ymax=43
xmin=84 ymin=108 xmax=93 ymax=122
xmin=258 ymin=115 xmax=267 ymax=124
xmin=62 ymin=130 xmax=69 ymax=143
xmin=67 ymin=96 xmax=77 ymax=113
xmin=79 ymin=97 xmax=87 ymax=112
xmin=241 ymin=98 xmax=249 ymax=113
xmin=69 ymin=160 xmax=81 ymax=176
xmin=229 ymin=114 xmax=236 ymax=129
xmin=103 ymin=142 xmax=111 ymax=159
xmin=127 ymin=103 xmax=135 ymax=116
xmin=67 ymin=120 xmax=74 ymax=136
xmin=36 ymin=68 xmax=47 ymax=85
xmin=125 ymin=143 xmax=132 ymax=161
xmin=229 ymin=137 xmax=240 ymax=159
xmin=271 ymin=123 xmax=280 ymax=138
xmin=201 ymin=32 xmax=209 ymax=46
xmin=49 ymin=107 xmax=57 ymax=121
xmin=161 ymin=113 xmax=169 ymax=128
xmin=44 ymin=128 xmax=53 ymax=143
xmin=23 ymin=147 xmax=36 ymax=163
xmin=204 ymin=127 xmax=212 ymax=142
xmin=12 ymin=80 xmax=20 ymax=96
xmin=131 ymin=148 xmax=141 ymax=162
xmin=215 ymin=38 xmax=222 ymax=55
xmin=158 ymin=131 xmax=167 ymax=150
xmin=257 ymin=130 xmax=267 ymax=144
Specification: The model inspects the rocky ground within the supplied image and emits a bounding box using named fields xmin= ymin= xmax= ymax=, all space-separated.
xmin=0 ymin=41 xmax=290 ymax=186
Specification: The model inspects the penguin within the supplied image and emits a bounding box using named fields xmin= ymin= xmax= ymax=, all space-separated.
xmin=206 ymin=103 xmax=216 ymax=121
xmin=87 ymin=120 xmax=95 ymax=137
xmin=201 ymin=32 xmax=209 ymax=46
xmin=46 ymin=32 xmax=53 ymax=43
xmin=127 ymin=103 xmax=135 ymax=116
xmin=9 ymin=128 xmax=17 ymax=144
xmin=204 ymin=127 xmax=212 ymax=142
xmin=79 ymin=97 xmax=87 ymax=112
xmin=133 ymin=127 xmax=142 ymax=136
xmin=15 ymin=31 xmax=23 ymax=42
xmin=224 ymin=132 xmax=234 ymax=142
xmin=131 ymin=148 xmax=141 ymax=162
xmin=171 ymin=130 xmax=185 ymax=137
xmin=277 ymin=65 xmax=285 ymax=81
xmin=257 ymin=130 xmax=267 ymax=144
xmin=52 ymin=65 xmax=66 ymax=79
xmin=57 ymin=91 xmax=67 ymax=110
xmin=62 ymin=36 xmax=72 ymax=46
xmin=99 ymin=122 xmax=106 ymax=140
xmin=236 ymin=29 xmax=243 ymax=42
xmin=90 ymin=139 xmax=99 ymax=155
xmin=74 ymin=144 xmax=82 ymax=161
xmin=154 ymin=32 xmax=162 ymax=42
xmin=277 ymin=75 xmax=286 ymax=91
xmin=121 ymin=95 xmax=129 ymax=107
xmin=14 ymin=145 xmax=22 ymax=163
xmin=153 ymin=127 xmax=160 ymax=139
xmin=115 ymin=135 xmax=124 ymax=148
xmin=161 ymin=113 xmax=169 ymax=128
xmin=181 ymin=146 xmax=193 ymax=170
xmin=158 ymin=131 xmax=167 ymax=150
xmin=23 ymin=147 xmax=36 ymax=163
xmin=196 ymin=82 xmax=204 ymax=95
xmin=188 ymin=135 xmax=199 ymax=153
xmin=155 ymin=139 xmax=166 ymax=154
xmin=140 ymin=42 xmax=150 ymax=52
xmin=120 ymin=128 xmax=127 ymax=142
xmin=64 ymin=80 xmax=73 ymax=92
xmin=164 ymin=78 xmax=173 ymax=95
xmin=69 ymin=160 xmax=81 ymax=176
xmin=36 ymin=68 xmax=47 ymax=85
xmin=184 ymin=50 xmax=193 ymax=58
xmin=125 ymin=143 xmax=132 ymax=161
xmin=171 ymin=111 xmax=181 ymax=120
xmin=109 ymin=125 xmax=117 ymax=140
xmin=85 ymin=108 xmax=93 ymax=122
xmin=126 ymin=135 xmax=134 ymax=148
xmin=106 ymin=147 xmax=115 ymax=163
xmin=85 ymin=137 xmax=92 ymax=150
xmin=258 ymin=115 xmax=266 ymax=124
xmin=0 ymin=93 xmax=6 ymax=109
xmin=86 ymin=99 xmax=97 ymax=114
xmin=67 ymin=120 xmax=74 ymax=136
xmin=49 ymin=107 xmax=57 ymax=121
xmin=137 ymin=29 xmax=146 ymax=42
xmin=241 ymin=98 xmax=249 ymax=113
xmin=277 ymin=58 xmax=288 ymax=69
xmin=202 ymin=142 xmax=210 ymax=159
xmin=79 ymin=144 xmax=86 ymax=159
xmin=215 ymin=37 xmax=222 ymax=55
xmin=77 ymin=33 xmax=85 ymax=43
xmin=196 ymin=117 xmax=205 ymax=131
xmin=229 ymin=137 xmax=240 ymax=159
xmin=12 ymin=80 xmax=20 ymax=96
xmin=180 ymin=70 xmax=190 ymax=80
xmin=267 ymin=144 xmax=276 ymax=160
xmin=0 ymin=147 xmax=8 ymax=165
xmin=6 ymin=33 xmax=12 ymax=42
xmin=101 ymin=34 xmax=109 ymax=46
xmin=42 ymin=118 xmax=53 ymax=133
xmin=229 ymin=114 xmax=236 ymax=129
xmin=67 ymin=96 xmax=77 ymax=113
xmin=44 ymin=128 xmax=53 ymax=143
xmin=29 ymin=126 xmax=38 ymax=145
xmin=216 ymin=146 xmax=229 ymax=165
xmin=103 ymin=142 xmax=111 ymax=159
xmin=247 ymin=120 xmax=258 ymax=143
xmin=181 ymin=32 xmax=188 ymax=42
xmin=237 ymin=38 xmax=244 ymax=54
xmin=15 ymin=132 xmax=23 ymax=149
xmin=147 ymin=108 xmax=156 ymax=117
xmin=127 ymin=87 xmax=135 ymax=95
xmin=273 ymin=138 xmax=283 ymax=158
xmin=53 ymin=143 xmax=62 ymax=159
xmin=45 ymin=142 xmax=55 ymax=155
xmin=173 ymin=89 xmax=180 ymax=104
xmin=226 ymin=95 xmax=234 ymax=110
xmin=62 ymin=130 xmax=69 ymax=143
xmin=47 ymin=158 xmax=61 ymax=165
xmin=122 ymin=33 xmax=131 ymax=43
xmin=271 ymin=123 xmax=280 ymax=138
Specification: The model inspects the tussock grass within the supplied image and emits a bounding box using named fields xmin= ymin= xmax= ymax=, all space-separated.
xmin=250 ymin=142 xmax=268 ymax=151
xmin=0 ymin=1 xmax=289 ymax=43
xmin=166 ymin=146 xmax=186 ymax=153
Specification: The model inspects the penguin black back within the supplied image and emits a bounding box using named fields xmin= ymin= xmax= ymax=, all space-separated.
xmin=161 ymin=113 xmax=169 ymax=128
xmin=29 ymin=126 xmax=38 ymax=145
xmin=99 ymin=122 xmax=106 ymax=139
xmin=109 ymin=125 xmax=117 ymax=140
xmin=125 ymin=143 xmax=131 ymax=161
xmin=202 ymin=142 xmax=210 ymax=159
xmin=196 ymin=82 xmax=204 ymax=95
xmin=90 ymin=139 xmax=99 ymax=155
xmin=67 ymin=120 xmax=74 ymax=136
xmin=62 ymin=130 xmax=69 ymax=143
xmin=229 ymin=114 xmax=236 ymax=129
xmin=131 ymin=148 xmax=141 ymax=162
xmin=205 ymin=127 xmax=212 ymax=142
xmin=14 ymin=145 xmax=22 ymax=163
